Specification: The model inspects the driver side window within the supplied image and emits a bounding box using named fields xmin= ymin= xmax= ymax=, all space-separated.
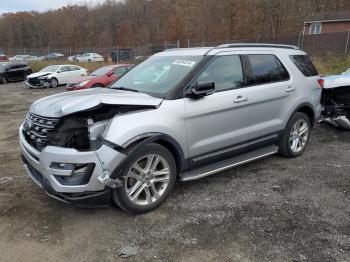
xmin=59 ymin=66 xmax=70 ymax=72
xmin=197 ymin=55 xmax=244 ymax=92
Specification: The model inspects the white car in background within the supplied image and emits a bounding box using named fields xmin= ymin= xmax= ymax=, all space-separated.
xmin=25 ymin=64 xmax=88 ymax=88
xmin=74 ymin=53 xmax=104 ymax=62
xmin=10 ymin=55 xmax=38 ymax=62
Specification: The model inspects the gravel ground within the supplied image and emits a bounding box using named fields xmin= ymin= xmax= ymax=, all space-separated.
xmin=0 ymin=82 xmax=349 ymax=262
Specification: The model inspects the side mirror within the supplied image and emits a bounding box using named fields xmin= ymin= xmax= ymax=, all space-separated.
xmin=107 ymin=71 xmax=113 ymax=77
xmin=57 ymin=70 xmax=62 ymax=73
xmin=188 ymin=82 xmax=215 ymax=97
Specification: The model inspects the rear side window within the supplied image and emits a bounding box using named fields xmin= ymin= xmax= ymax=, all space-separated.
xmin=247 ymin=54 xmax=290 ymax=85
xmin=290 ymin=55 xmax=318 ymax=77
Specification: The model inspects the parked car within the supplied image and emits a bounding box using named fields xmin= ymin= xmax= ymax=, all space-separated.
xmin=67 ymin=54 xmax=82 ymax=62
xmin=0 ymin=62 xmax=32 ymax=84
xmin=320 ymin=74 xmax=350 ymax=129
xmin=74 ymin=53 xmax=104 ymax=62
xmin=25 ymin=64 xmax=88 ymax=88
xmin=66 ymin=64 xmax=134 ymax=91
xmin=19 ymin=44 xmax=322 ymax=213
xmin=111 ymin=49 xmax=134 ymax=62
xmin=45 ymin=53 xmax=65 ymax=61
xmin=10 ymin=55 xmax=38 ymax=62
xmin=0 ymin=54 xmax=8 ymax=62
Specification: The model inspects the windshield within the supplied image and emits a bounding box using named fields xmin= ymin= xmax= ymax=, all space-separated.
xmin=110 ymin=55 xmax=203 ymax=97
xmin=40 ymin=65 xmax=60 ymax=72
xmin=90 ymin=66 xmax=112 ymax=76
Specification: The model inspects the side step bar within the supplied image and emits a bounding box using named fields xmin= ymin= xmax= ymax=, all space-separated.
xmin=179 ymin=145 xmax=278 ymax=182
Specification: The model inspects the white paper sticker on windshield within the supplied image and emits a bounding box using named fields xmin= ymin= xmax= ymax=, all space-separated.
xmin=172 ymin=59 xmax=196 ymax=67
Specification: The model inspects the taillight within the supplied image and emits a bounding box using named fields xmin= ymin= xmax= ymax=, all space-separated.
xmin=317 ymin=79 xmax=324 ymax=88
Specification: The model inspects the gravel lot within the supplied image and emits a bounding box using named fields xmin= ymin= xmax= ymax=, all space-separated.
xmin=0 ymin=82 xmax=349 ymax=262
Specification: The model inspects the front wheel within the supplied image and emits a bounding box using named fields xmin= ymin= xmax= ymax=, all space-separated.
xmin=112 ymin=143 xmax=177 ymax=214
xmin=50 ymin=78 xmax=58 ymax=88
xmin=278 ymin=112 xmax=311 ymax=158
xmin=0 ymin=75 xmax=8 ymax=84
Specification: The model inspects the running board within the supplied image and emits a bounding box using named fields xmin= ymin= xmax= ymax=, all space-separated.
xmin=179 ymin=145 xmax=278 ymax=182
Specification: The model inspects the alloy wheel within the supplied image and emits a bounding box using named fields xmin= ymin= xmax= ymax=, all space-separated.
xmin=125 ymin=154 xmax=171 ymax=206
xmin=289 ymin=119 xmax=309 ymax=153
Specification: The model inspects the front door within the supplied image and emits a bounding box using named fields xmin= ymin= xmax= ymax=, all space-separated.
xmin=185 ymin=54 xmax=255 ymax=166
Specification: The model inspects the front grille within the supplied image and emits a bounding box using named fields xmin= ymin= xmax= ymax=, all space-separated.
xmin=27 ymin=77 xmax=45 ymax=86
xmin=334 ymin=91 xmax=350 ymax=108
xmin=23 ymin=113 xmax=60 ymax=151
xmin=22 ymin=155 xmax=43 ymax=184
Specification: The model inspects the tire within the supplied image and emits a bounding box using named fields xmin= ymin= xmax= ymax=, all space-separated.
xmin=0 ymin=75 xmax=8 ymax=84
xmin=278 ymin=112 xmax=311 ymax=158
xmin=88 ymin=59 xmax=91 ymax=62
xmin=112 ymin=143 xmax=177 ymax=214
xmin=50 ymin=78 xmax=58 ymax=88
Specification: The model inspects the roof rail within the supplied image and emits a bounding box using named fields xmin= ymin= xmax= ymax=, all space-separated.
xmin=216 ymin=43 xmax=299 ymax=50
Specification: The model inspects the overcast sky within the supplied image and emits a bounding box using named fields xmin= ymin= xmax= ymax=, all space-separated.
xmin=0 ymin=0 xmax=105 ymax=14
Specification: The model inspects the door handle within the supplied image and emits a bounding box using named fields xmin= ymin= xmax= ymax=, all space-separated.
xmin=286 ymin=86 xmax=296 ymax=92
xmin=233 ymin=96 xmax=248 ymax=103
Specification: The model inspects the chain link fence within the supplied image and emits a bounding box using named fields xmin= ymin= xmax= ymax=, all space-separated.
xmin=2 ymin=32 xmax=350 ymax=61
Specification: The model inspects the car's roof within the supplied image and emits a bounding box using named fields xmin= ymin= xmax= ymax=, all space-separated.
xmin=156 ymin=43 xmax=306 ymax=57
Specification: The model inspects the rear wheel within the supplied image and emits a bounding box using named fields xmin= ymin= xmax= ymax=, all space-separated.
xmin=113 ymin=143 xmax=177 ymax=214
xmin=278 ymin=112 xmax=311 ymax=158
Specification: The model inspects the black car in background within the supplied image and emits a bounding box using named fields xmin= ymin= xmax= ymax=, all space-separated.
xmin=0 ymin=62 xmax=32 ymax=84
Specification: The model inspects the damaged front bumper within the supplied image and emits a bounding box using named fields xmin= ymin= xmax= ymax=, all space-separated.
xmin=25 ymin=79 xmax=50 ymax=88
xmin=19 ymin=124 xmax=126 ymax=206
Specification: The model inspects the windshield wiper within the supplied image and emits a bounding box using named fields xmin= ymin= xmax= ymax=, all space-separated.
xmin=114 ymin=87 xmax=139 ymax=93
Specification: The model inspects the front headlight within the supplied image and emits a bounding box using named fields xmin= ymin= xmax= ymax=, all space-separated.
xmin=38 ymin=76 xmax=48 ymax=80
xmin=88 ymin=119 xmax=111 ymax=149
xmin=78 ymin=80 xmax=90 ymax=86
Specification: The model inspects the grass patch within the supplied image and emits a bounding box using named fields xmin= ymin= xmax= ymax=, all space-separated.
xmin=313 ymin=55 xmax=350 ymax=75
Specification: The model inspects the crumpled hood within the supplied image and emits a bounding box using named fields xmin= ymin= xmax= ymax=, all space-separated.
xmin=30 ymin=88 xmax=163 ymax=117
xmin=322 ymin=74 xmax=350 ymax=89
xmin=27 ymin=71 xmax=53 ymax=79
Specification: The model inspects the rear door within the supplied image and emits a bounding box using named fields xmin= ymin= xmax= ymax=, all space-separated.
xmin=242 ymin=52 xmax=294 ymax=138
xmin=5 ymin=64 xmax=20 ymax=81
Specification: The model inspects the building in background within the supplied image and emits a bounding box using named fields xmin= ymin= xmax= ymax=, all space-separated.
xmin=304 ymin=11 xmax=350 ymax=35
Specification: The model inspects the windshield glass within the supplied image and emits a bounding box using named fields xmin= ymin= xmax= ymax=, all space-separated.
xmin=110 ymin=55 xmax=203 ymax=97
xmin=40 ymin=65 xmax=60 ymax=72
xmin=90 ymin=66 xmax=113 ymax=76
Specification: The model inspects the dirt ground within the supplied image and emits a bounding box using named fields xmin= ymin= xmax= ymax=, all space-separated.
xmin=0 ymin=82 xmax=349 ymax=262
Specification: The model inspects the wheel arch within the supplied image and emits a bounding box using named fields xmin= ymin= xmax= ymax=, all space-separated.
xmin=288 ymin=102 xmax=316 ymax=128
xmin=122 ymin=133 xmax=188 ymax=174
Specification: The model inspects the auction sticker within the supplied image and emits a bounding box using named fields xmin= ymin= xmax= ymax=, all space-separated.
xmin=172 ymin=60 xmax=196 ymax=67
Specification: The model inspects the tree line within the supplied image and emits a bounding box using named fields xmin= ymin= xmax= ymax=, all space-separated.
xmin=0 ymin=0 xmax=349 ymax=50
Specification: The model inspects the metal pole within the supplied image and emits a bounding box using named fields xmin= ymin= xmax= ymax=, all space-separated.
xmin=345 ymin=30 xmax=350 ymax=58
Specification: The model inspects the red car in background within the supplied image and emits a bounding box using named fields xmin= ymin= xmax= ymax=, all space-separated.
xmin=0 ymin=54 xmax=8 ymax=62
xmin=66 ymin=64 xmax=134 ymax=91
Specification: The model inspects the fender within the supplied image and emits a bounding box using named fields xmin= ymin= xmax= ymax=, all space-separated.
xmin=285 ymin=102 xmax=316 ymax=128
xmin=107 ymin=133 xmax=189 ymax=179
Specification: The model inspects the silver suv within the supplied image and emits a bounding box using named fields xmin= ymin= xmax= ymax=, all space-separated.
xmin=19 ymin=44 xmax=322 ymax=213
